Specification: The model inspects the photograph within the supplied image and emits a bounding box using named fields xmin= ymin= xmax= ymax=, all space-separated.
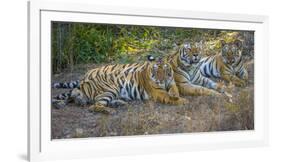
xmin=51 ymin=22 xmax=254 ymax=139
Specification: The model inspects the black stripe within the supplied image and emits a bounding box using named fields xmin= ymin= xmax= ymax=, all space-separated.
xmin=128 ymin=84 xmax=134 ymax=99
xmin=203 ymin=66 xmax=209 ymax=77
xmin=133 ymin=88 xmax=138 ymax=99
xmin=125 ymin=84 xmax=130 ymax=98
xmin=111 ymin=64 xmax=118 ymax=71
xmin=208 ymin=61 xmax=212 ymax=76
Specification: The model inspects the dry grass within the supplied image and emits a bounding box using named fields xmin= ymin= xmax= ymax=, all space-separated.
xmin=51 ymin=62 xmax=254 ymax=139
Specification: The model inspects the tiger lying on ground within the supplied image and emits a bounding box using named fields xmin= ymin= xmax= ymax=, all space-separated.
xmin=199 ymin=39 xmax=248 ymax=87
xmin=162 ymin=41 xmax=225 ymax=96
xmin=52 ymin=59 xmax=188 ymax=114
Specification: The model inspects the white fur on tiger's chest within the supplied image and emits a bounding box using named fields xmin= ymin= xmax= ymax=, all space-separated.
xmin=186 ymin=64 xmax=200 ymax=80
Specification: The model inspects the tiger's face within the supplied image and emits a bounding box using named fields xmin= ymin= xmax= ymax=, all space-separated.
xmin=179 ymin=41 xmax=203 ymax=66
xmin=221 ymin=40 xmax=242 ymax=65
xmin=190 ymin=41 xmax=203 ymax=63
xmin=149 ymin=60 xmax=174 ymax=90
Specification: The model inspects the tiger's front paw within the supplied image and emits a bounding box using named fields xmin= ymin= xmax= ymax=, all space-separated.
xmin=175 ymin=97 xmax=189 ymax=105
xmin=89 ymin=105 xmax=117 ymax=115
xmin=235 ymin=80 xmax=246 ymax=87
xmin=168 ymin=89 xmax=180 ymax=99
xmin=110 ymin=100 xmax=128 ymax=107
xmin=211 ymin=91 xmax=223 ymax=97
xmin=216 ymin=80 xmax=226 ymax=93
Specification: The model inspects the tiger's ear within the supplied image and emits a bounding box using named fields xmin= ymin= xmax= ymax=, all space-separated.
xmin=220 ymin=40 xmax=226 ymax=47
xmin=196 ymin=40 xmax=204 ymax=49
xmin=183 ymin=42 xmax=191 ymax=50
xmin=220 ymin=39 xmax=226 ymax=47
xmin=147 ymin=55 xmax=156 ymax=62
xmin=234 ymin=39 xmax=242 ymax=49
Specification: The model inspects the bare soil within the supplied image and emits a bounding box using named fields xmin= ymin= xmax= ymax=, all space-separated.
xmin=51 ymin=62 xmax=254 ymax=139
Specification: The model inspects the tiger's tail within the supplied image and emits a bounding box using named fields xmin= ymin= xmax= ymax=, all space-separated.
xmin=52 ymin=80 xmax=80 ymax=89
xmin=52 ymin=90 xmax=72 ymax=109
xmin=53 ymin=91 xmax=72 ymax=100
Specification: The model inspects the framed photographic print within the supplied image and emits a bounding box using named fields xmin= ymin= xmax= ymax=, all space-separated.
xmin=28 ymin=1 xmax=269 ymax=161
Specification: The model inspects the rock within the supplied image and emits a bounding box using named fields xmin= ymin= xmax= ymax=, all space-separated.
xmin=75 ymin=128 xmax=84 ymax=136
xmin=52 ymin=100 xmax=66 ymax=109
xmin=109 ymin=132 xmax=118 ymax=136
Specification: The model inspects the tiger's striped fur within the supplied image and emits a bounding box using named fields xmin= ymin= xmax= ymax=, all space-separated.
xmin=166 ymin=41 xmax=224 ymax=96
xmin=199 ymin=40 xmax=248 ymax=87
xmin=53 ymin=60 xmax=187 ymax=114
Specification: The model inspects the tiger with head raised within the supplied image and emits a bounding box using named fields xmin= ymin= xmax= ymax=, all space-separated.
xmin=52 ymin=59 xmax=188 ymax=114
xmin=199 ymin=39 xmax=248 ymax=87
xmin=164 ymin=41 xmax=225 ymax=96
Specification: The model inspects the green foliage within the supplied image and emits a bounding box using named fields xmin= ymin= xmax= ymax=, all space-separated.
xmin=51 ymin=22 xmax=253 ymax=74
xmin=52 ymin=23 xmax=166 ymax=73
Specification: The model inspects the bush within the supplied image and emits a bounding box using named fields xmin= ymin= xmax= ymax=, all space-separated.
xmin=51 ymin=22 xmax=254 ymax=74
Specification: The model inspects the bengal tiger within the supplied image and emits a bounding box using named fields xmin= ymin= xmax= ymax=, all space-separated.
xmin=199 ymin=39 xmax=248 ymax=87
xmin=52 ymin=59 xmax=188 ymax=114
xmin=164 ymin=41 xmax=225 ymax=96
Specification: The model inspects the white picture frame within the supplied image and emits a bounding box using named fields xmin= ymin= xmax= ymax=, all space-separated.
xmin=28 ymin=1 xmax=269 ymax=161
